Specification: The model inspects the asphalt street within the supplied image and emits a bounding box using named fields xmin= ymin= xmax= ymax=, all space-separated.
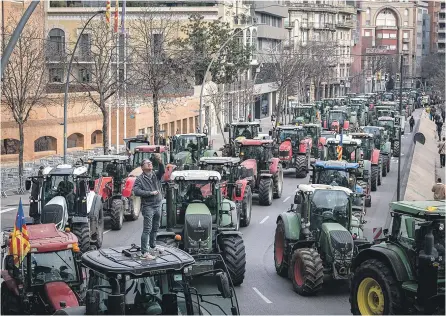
xmin=0 ymin=110 xmax=420 ymax=314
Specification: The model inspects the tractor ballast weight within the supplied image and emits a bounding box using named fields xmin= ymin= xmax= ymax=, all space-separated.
xmin=25 ymin=165 xmax=103 ymax=253
xmin=273 ymin=184 xmax=368 ymax=296
xmin=237 ymin=139 xmax=284 ymax=206
xmin=170 ymin=134 xmax=217 ymax=168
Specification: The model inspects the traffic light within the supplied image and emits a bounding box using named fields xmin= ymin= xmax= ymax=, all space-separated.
xmin=385 ymin=73 xmax=389 ymax=81
xmin=376 ymin=72 xmax=381 ymax=81
xmin=396 ymin=73 xmax=400 ymax=81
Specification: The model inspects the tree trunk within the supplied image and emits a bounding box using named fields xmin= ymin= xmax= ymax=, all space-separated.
xmin=153 ymin=90 xmax=160 ymax=145
xmin=275 ymin=89 xmax=283 ymax=128
xmin=215 ymin=111 xmax=227 ymax=145
xmin=371 ymin=79 xmax=375 ymax=93
xmin=18 ymin=123 xmax=24 ymax=190
xmin=101 ymin=103 xmax=109 ymax=154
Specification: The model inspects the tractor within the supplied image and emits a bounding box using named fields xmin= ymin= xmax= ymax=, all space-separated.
xmin=199 ymin=157 xmax=253 ymax=227
xmin=130 ymin=145 xmax=170 ymax=179
xmin=54 ymin=245 xmax=240 ymax=315
xmin=350 ymin=132 xmax=383 ymax=190
xmin=273 ymin=184 xmax=368 ymax=296
xmin=289 ymin=103 xmax=318 ymax=125
xmin=310 ymin=160 xmax=371 ymax=208
xmin=350 ymin=200 xmax=445 ymax=315
xmin=361 ymin=126 xmax=392 ymax=176
xmin=377 ymin=116 xmax=401 ymax=157
xmin=324 ymin=108 xmax=350 ymax=132
xmin=349 ymin=103 xmax=369 ymax=127
xmin=272 ymin=125 xmax=312 ymax=178
xmin=1 ymin=223 xmax=83 ymax=315
xmin=237 ymin=139 xmax=284 ymax=206
xmin=25 ymin=164 xmax=103 ymax=252
xmin=85 ymin=155 xmax=137 ymax=228
xmin=123 ymin=134 xmax=150 ymax=154
xmin=170 ymin=133 xmax=218 ymax=168
xmin=157 ymin=170 xmax=246 ymax=286
xmin=303 ymin=123 xmax=325 ymax=160
xmin=222 ymin=121 xmax=262 ymax=157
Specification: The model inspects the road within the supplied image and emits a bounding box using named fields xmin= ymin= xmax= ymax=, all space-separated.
xmin=0 ymin=110 xmax=420 ymax=314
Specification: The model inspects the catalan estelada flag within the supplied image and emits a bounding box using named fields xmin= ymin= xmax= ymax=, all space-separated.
xmin=114 ymin=0 xmax=119 ymax=32
xmin=337 ymin=131 xmax=343 ymax=161
xmin=105 ymin=0 xmax=111 ymax=24
xmin=9 ymin=198 xmax=31 ymax=267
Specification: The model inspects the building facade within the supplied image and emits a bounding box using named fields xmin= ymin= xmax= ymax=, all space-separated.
xmin=428 ymin=1 xmax=446 ymax=54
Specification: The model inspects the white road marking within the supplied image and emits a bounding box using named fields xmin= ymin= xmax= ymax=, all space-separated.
xmin=104 ymin=229 xmax=111 ymax=234
xmin=260 ymin=216 xmax=269 ymax=224
xmin=0 ymin=208 xmax=16 ymax=214
xmin=283 ymin=196 xmax=290 ymax=203
xmin=252 ymin=287 xmax=272 ymax=304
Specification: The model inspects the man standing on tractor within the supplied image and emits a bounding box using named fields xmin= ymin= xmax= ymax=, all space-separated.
xmin=133 ymin=154 xmax=165 ymax=260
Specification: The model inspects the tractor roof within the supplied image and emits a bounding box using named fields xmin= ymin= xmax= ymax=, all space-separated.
xmin=326 ymin=137 xmax=359 ymax=146
xmin=298 ymin=184 xmax=353 ymax=195
xmin=199 ymin=157 xmax=240 ymax=165
xmin=28 ymin=223 xmax=78 ymax=253
xmin=231 ymin=122 xmax=260 ymax=126
xmin=134 ymin=145 xmax=168 ymax=153
xmin=171 ymin=170 xmax=221 ymax=181
xmin=390 ymin=200 xmax=445 ymax=218
xmin=303 ymin=123 xmax=320 ymax=127
xmin=276 ymin=125 xmax=304 ymax=130
xmin=378 ymin=116 xmax=394 ymax=121
xmin=175 ymin=133 xmax=207 ymax=138
xmin=87 ymin=155 xmax=129 ymax=162
xmin=46 ymin=164 xmax=88 ymax=176
xmin=81 ymin=245 xmax=195 ymax=277
xmin=314 ymin=160 xmax=359 ymax=170
xmin=237 ymin=139 xmax=274 ymax=146
xmin=361 ymin=126 xmax=384 ymax=131
xmin=350 ymin=133 xmax=374 ymax=139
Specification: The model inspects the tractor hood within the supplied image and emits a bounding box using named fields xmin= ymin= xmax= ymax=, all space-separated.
xmin=44 ymin=282 xmax=79 ymax=311
xmin=321 ymin=222 xmax=354 ymax=254
xmin=186 ymin=202 xmax=211 ymax=215
xmin=41 ymin=196 xmax=68 ymax=231
xmin=279 ymin=139 xmax=292 ymax=152
xmin=241 ymin=159 xmax=257 ymax=175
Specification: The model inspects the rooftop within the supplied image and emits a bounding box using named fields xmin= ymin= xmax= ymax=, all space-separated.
xmin=298 ymin=183 xmax=353 ymax=195
xmin=171 ymin=170 xmax=221 ymax=181
xmin=28 ymin=223 xmax=78 ymax=253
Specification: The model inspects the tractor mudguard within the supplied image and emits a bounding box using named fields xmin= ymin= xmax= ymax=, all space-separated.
xmin=352 ymin=243 xmax=414 ymax=282
xmin=233 ymin=179 xmax=249 ymax=202
xmin=371 ymin=149 xmax=381 ymax=165
xmin=122 ymin=177 xmax=135 ymax=198
xmin=1 ymin=271 xmax=19 ymax=296
xmin=44 ymin=282 xmax=80 ymax=311
xmin=269 ymin=158 xmax=280 ymax=174
xmin=71 ymin=216 xmax=89 ymax=224
xmin=276 ymin=212 xmax=301 ymax=241
xmin=217 ymin=230 xmax=242 ymax=236
xmin=260 ymin=173 xmax=273 ymax=178
xmin=279 ymin=140 xmax=292 ymax=153
xmin=94 ymin=177 xmax=113 ymax=201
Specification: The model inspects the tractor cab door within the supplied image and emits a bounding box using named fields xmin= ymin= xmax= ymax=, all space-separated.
xmin=29 ymin=179 xmax=41 ymax=220
xmin=75 ymin=179 xmax=89 ymax=217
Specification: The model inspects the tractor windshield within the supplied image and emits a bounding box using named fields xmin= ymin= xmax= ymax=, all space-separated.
xmin=293 ymin=107 xmax=313 ymax=120
xmin=378 ymin=120 xmax=394 ymax=131
xmin=175 ymin=136 xmax=200 ymax=153
xmin=326 ymin=144 xmax=357 ymax=161
xmin=310 ymin=189 xmax=350 ymax=228
xmin=278 ymin=129 xmax=306 ymax=143
xmin=316 ymin=169 xmax=350 ymax=188
xmin=42 ymin=175 xmax=76 ymax=213
xmin=239 ymin=145 xmax=265 ymax=161
xmin=133 ymin=152 xmax=166 ymax=169
xmin=232 ymin=124 xmax=259 ymax=139
xmin=303 ymin=126 xmax=317 ymax=139
xmin=201 ymin=164 xmax=231 ymax=181
xmin=177 ymin=180 xmax=215 ymax=201
xmin=350 ymin=105 xmax=360 ymax=114
xmin=329 ymin=111 xmax=347 ymax=122
xmin=30 ymin=249 xmax=79 ymax=285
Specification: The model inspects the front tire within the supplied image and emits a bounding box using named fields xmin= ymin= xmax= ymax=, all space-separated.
xmin=220 ymin=235 xmax=246 ymax=286
xmin=274 ymin=219 xmax=288 ymax=277
xmin=371 ymin=166 xmax=378 ymax=192
xmin=110 ymin=199 xmax=124 ymax=230
xmin=273 ymin=166 xmax=283 ymax=199
xmin=393 ymin=141 xmax=400 ymax=157
xmin=382 ymin=156 xmax=387 ymax=177
xmin=259 ymin=178 xmax=273 ymax=206
xmin=72 ymin=222 xmax=91 ymax=253
xmin=350 ymin=259 xmax=403 ymax=315
xmin=240 ymin=186 xmax=252 ymax=227
xmin=295 ymin=155 xmax=308 ymax=178
xmin=289 ymin=248 xmax=324 ymax=296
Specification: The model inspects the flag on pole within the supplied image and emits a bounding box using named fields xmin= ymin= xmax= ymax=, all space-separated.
xmin=105 ymin=0 xmax=111 ymax=24
xmin=121 ymin=0 xmax=126 ymax=34
xmin=114 ymin=0 xmax=119 ymax=33
xmin=337 ymin=131 xmax=343 ymax=161
xmin=9 ymin=199 xmax=30 ymax=267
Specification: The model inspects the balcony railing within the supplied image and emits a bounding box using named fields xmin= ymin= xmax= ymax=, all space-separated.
xmin=300 ymin=21 xmax=336 ymax=31
xmin=336 ymin=20 xmax=354 ymax=28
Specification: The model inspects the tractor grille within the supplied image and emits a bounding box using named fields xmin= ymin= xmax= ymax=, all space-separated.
xmin=330 ymin=230 xmax=354 ymax=253
xmin=279 ymin=150 xmax=289 ymax=158
xmin=41 ymin=204 xmax=64 ymax=227
xmin=185 ymin=214 xmax=212 ymax=250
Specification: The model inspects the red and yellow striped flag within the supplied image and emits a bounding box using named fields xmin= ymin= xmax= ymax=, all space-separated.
xmin=9 ymin=199 xmax=30 ymax=267
xmin=105 ymin=0 xmax=111 ymax=24
xmin=337 ymin=145 xmax=343 ymax=161
xmin=114 ymin=0 xmax=119 ymax=32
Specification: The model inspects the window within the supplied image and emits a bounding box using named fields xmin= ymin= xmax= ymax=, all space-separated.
xmin=47 ymin=28 xmax=65 ymax=59
xmin=78 ymin=67 xmax=91 ymax=83
xmin=365 ymin=31 xmax=371 ymax=37
xmin=376 ymin=9 xmax=397 ymax=27
xmin=389 ymin=45 xmax=397 ymax=50
xmin=403 ymin=43 xmax=409 ymax=50
xmin=403 ymin=32 xmax=409 ymax=38
xmin=49 ymin=68 xmax=63 ymax=83
xmin=366 ymin=7 xmax=370 ymax=15
xmin=151 ymin=33 xmax=163 ymax=55
xmin=383 ymin=33 xmax=390 ymax=38
xmin=302 ymin=31 xmax=308 ymax=43
xmin=390 ymin=33 xmax=397 ymax=38
xmin=404 ymin=9 xmax=408 ymax=16
xmin=79 ymin=33 xmax=91 ymax=59
xmin=377 ymin=33 xmax=383 ymax=38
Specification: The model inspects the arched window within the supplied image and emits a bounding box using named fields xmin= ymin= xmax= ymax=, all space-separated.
xmin=376 ymin=9 xmax=397 ymax=27
xmin=47 ymin=28 xmax=65 ymax=60
xmin=245 ymin=28 xmax=251 ymax=46
xmin=1 ymin=139 xmax=20 ymax=155
xmin=91 ymin=130 xmax=103 ymax=144
xmin=34 ymin=136 xmax=57 ymax=152
xmin=67 ymin=133 xmax=85 ymax=148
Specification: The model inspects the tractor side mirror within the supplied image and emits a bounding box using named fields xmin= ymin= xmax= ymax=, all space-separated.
xmin=216 ymin=272 xmax=233 ymax=298
xmin=259 ymin=127 xmax=263 ymax=132
xmin=25 ymin=179 xmax=32 ymax=191
xmin=85 ymin=290 xmax=101 ymax=316
xmin=203 ymin=137 xmax=209 ymax=147
xmin=294 ymin=194 xmax=302 ymax=204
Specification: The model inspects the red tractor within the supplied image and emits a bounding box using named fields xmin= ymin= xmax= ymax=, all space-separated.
xmin=123 ymin=134 xmax=151 ymax=154
xmin=324 ymin=108 xmax=350 ymax=132
xmin=272 ymin=125 xmax=312 ymax=178
xmin=1 ymin=223 xmax=83 ymax=315
xmin=237 ymin=139 xmax=283 ymax=206
xmin=129 ymin=145 xmax=172 ymax=181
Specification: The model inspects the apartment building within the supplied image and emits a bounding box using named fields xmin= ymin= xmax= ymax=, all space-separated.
xmin=286 ymin=0 xmax=356 ymax=100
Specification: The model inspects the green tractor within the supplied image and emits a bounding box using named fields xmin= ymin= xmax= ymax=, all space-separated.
xmin=273 ymin=184 xmax=367 ymax=296
xmin=158 ymin=170 xmax=246 ymax=286
xmin=170 ymin=133 xmax=218 ymax=169
xmin=377 ymin=116 xmax=401 ymax=157
xmin=303 ymin=123 xmax=324 ymax=160
xmin=361 ymin=126 xmax=392 ymax=176
xmin=290 ymin=103 xmax=318 ymax=125
xmin=350 ymin=200 xmax=445 ymax=315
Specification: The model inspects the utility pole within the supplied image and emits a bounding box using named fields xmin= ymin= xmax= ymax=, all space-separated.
xmin=396 ymin=54 xmax=403 ymax=201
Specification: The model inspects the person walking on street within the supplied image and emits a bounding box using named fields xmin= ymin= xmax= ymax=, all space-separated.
xmin=133 ymin=155 xmax=165 ymax=259
xmin=438 ymin=137 xmax=445 ymax=168
xmin=436 ymin=118 xmax=443 ymax=140
xmin=409 ymin=116 xmax=415 ymax=132
xmin=442 ymin=107 xmax=445 ymax=123
xmin=431 ymin=106 xmax=436 ymax=121
xmin=432 ymin=178 xmax=446 ymax=200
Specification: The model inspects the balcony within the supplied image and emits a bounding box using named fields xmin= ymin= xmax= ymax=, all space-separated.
xmin=336 ymin=20 xmax=355 ymax=28
xmin=438 ymin=37 xmax=446 ymax=44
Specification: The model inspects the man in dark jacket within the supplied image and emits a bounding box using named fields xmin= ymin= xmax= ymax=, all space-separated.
xmin=133 ymin=154 xmax=165 ymax=259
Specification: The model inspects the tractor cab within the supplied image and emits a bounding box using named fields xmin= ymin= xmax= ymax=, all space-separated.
xmin=1 ymin=223 xmax=82 ymax=315
xmin=274 ymin=125 xmax=307 ymax=147
xmin=123 ymin=134 xmax=150 ymax=155
xmin=378 ymin=116 xmax=397 ymax=137
xmin=199 ymin=157 xmax=241 ymax=182
xmin=170 ymin=134 xmax=215 ymax=168
xmin=325 ymin=137 xmax=360 ymax=162
xmin=86 ymin=155 xmax=131 ymax=189
xmin=350 ymin=133 xmax=375 ymax=161
xmin=225 ymin=121 xmax=262 ymax=141
xmin=289 ymin=103 xmax=316 ymax=125
xmin=303 ymin=123 xmax=323 ymax=159
xmin=325 ymin=109 xmax=349 ymax=132
xmin=361 ymin=126 xmax=385 ymax=148
xmin=58 ymin=245 xmax=240 ymax=315
xmin=132 ymin=145 xmax=169 ymax=171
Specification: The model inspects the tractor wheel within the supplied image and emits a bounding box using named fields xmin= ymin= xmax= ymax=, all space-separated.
xmin=125 ymin=199 xmax=139 ymax=221
xmin=240 ymin=186 xmax=252 ymax=227
xmin=72 ymin=222 xmax=91 ymax=253
xmin=387 ymin=156 xmax=391 ymax=172
xmin=371 ymin=166 xmax=378 ymax=192
xmin=1 ymin=283 xmax=20 ymax=315
xmin=295 ymin=155 xmax=308 ymax=178
xmin=110 ymin=199 xmax=124 ymax=231
xmin=259 ymin=178 xmax=273 ymax=206
xmin=382 ymin=157 xmax=388 ymax=177
xmin=289 ymin=248 xmax=324 ymax=296
xmin=393 ymin=141 xmax=400 ymax=158
xmin=377 ymin=163 xmax=382 ymax=186
xmin=365 ymin=196 xmax=371 ymax=207
xmin=219 ymin=235 xmax=246 ymax=286
xmin=350 ymin=259 xmax=403 ymax=315
xmin=273 ymin=165 xmax=284 ymax=199
xmin=274 ymin=219 xmax=288 ymax=277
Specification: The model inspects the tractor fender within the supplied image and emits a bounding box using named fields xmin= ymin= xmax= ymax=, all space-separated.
xmin=233 ymin=179 xmax=249 ymax=202
xmin=44 ymin=282 xmax=79 ymax=311
xmin=269 ymin=158 xmax=280 ymax=174
xmin=371 ymin=149 xmax=380 ymax=165
xmin=351 ymin=243 xmax=414 ymax=282
xmin=122 ymin=177 xmax=135 ymax=198
xmin=94 ymin=177 xmax=113 ymax=201
xmin=260 ymin=173 xmax=273 ymax=178
xmin=276 ymin=212 xmax=301 ymax=241
xmin=1 ymin=271 xmax=19 ymax=296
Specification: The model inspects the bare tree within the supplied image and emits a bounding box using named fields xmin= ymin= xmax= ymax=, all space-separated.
xmin=130 ymin=10 xmax=192 ymax=144
xmin=364 ymin=54 xmax=397 ymax=92
xmin=421 ymin=53 xmax=445 ymax=98
xmin=2 ymin=11 xmax=47 ymax=188
xmin=203 ymin=82 xmax=228 ymax=144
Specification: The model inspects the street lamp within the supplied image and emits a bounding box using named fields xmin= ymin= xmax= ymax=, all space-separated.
xmin=62 ymin=10 xmax=105 ymax=163
xmin=396 ymin=53 xmax=407 ymax=201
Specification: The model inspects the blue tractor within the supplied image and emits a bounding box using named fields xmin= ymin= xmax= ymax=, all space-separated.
xmin=310 ymin=160 xmax=371 ymax=210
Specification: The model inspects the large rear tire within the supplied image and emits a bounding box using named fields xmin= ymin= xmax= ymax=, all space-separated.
xmin=393 ymin=141 xmax=400 ymax=157
xmin=72 ymin=222 xmax=91 ymax=253
xmin=258 ymin=178 xmax=273 ymax=206
xmin=289 ymin=248 xmax=324 ymax=296
xmin=371 ymin=166 xmax=378 ymax=192
xmin=382 ymin=156 xmax=387 ymax=177
xmin=274 ymin=219 xmax=288 ymax=277
xmin=220 ymin=235 xmax=246 ymax=286
xmin=387 ymin=156 xmax=391 ymax=172
xmin=377 ymin=163 xmax=382 ymax=186
xmin=110 ymin=199 xmax=124 ymax=230
xmin=273 ymin=166 xmax=283 ymax=199
xmin=295 ymin=155 xmax=308 ymax=178
xmin=240 ymin=186 xmax=252 ymax=227
xmin=350 ymin=259 xmax=403 ymax=315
